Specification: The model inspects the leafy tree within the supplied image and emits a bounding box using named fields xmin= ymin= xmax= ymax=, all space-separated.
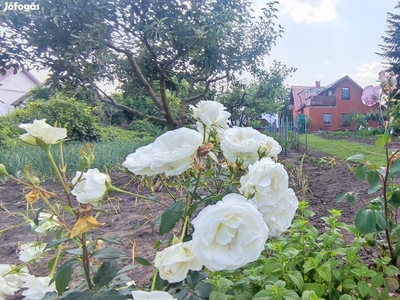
xmin=219 ymin=61 xmax=294 ymax=126
xmin=0 ymin=0 xmax=284 ymax=130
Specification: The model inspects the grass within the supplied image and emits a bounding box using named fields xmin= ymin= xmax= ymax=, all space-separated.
xmin=299 ymin=133 xmax=394 ymax=166
xmin=0 ymin=137 xmax=154 ymax=180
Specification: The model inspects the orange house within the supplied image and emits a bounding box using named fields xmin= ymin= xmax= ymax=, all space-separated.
xmin=290 ymin=75 xmax=380 ymax=132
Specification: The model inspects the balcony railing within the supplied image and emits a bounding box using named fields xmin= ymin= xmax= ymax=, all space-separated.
xmin=305 ymin=95 xmax=336 ymax=107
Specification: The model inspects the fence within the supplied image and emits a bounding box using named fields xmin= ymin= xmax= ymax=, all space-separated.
xmin=264 ymin=116 xmax=308 ymax=156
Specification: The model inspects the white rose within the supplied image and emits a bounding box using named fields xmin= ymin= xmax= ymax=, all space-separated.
xmin=0 ymin=264 xmax=27 ymax=297
xmin=122 ymin=143 xmax=160 ymax=176
xmin=239 ymin=157 xmax=288 ymax=209
xmin=21 ymin=275 xmax=56 ymax=300
xmin=190 ymin=100 xmax=231 ymax=129
xmin=260 ymin=188 xmax=299 ymax=237
xmin=19 ymin=119 xmax=67 ymax=146
xmin=154 ymin=241 xmax=202 ymax=283
xmin=131 ymin=290 xmax=177 ymax=300
xmin=220 ymin=127 xmax=282 ymax=166
xmin=192 ymin=193 xmax=269 ymax=271
xmin=150 ymin=128 xmax=203 ymax=176
xmin=18 ymin=242 xmax=46 ymax=263
xmin=71 ymin=168 xmax=111 ymax=205
xmin=30 ymin=212 xmax=60 ymax=234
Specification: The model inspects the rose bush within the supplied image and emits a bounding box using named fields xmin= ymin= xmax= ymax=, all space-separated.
xmin=0 ymin=101 xmax=300 ymax=299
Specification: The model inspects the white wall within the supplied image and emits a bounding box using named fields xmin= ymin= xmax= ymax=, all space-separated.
xmin=0 ymin=72 xmax=39 ymax=115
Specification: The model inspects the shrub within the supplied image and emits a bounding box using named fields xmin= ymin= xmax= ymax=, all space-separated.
xmin=0 ymin=114 xmax=20 ymax=148
xmin=14 ymin=93 xmax=102 ymax=141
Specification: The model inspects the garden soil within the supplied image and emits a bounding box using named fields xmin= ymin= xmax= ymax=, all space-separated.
xmin=1 ymin=135 xmax=400 ymax=297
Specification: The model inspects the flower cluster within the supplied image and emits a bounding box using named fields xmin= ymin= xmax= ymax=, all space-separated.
xmin=123 ymin=100 xmax=299 ymax=286
xmin=0 ymin=242 xmax=55 ymax=299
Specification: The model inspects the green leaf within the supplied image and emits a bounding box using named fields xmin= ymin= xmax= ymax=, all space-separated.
xmin=346 ymin=154 xmax=365 ymax=162
xmin=355 ymin=209 xmax=376 ymax=234
xmin=316 ymin=263 xmax=331 ymax=282
xmin=44 ymin=238 xmax=70 ymax=250
xmin=336 ymin=192 xmax=347 ymax=203
xmin=160 ymin=200 xmax=185 ymax=235
xmin=209 ymin=291 xmax=227 ymax=300
xmin=368 ymin=184 xmax=382 ymax=194
xmin=367 ymin=170 xmax=380 ymax=187
xmin=93 ymin=259 xmax=119 ymax=290
xmin=371 ymin=274 xmax=384 ymax=288
xmin=389 ymin=189 xmax=400 ymax=208
xmin=356 ymin=164 xmax=368 ymax=180
xmin=374 ymin=210 xmax=386 ymax=231
xmin=383 ymin=265 xmax=400 ymax=276
xmin=97 ymin=237 xmax=124 ymax=246
xmin=389 ymin=158 xmax=400 ymax=179
xmin=338 ymin=295 xmax=353 ymax=300
xmin=288 ymin=270 xmax=304 ymax=291
xmin=342 ymin=279 xmax=357 ymax=289
xmin=90 ymin=248 xmax=128 ymax=259
xmin=134 ymin=256 xmax=152 ymax=266
xmin=194 ymin=281 xmax=213 ymax=298
xmin=52 ymin=259 xmax=79 ymax=295
xmin=368 ymin=287 xmax=380 ymax=300
xmin=303 ymin=283 xmax=325 ymax=297
xmin=375 ymin=132 xmax=391 ymax=148
xmin=357 ymin=281 xmax=369 ymax=298
xmin=61 ymin=289 xmax=125 ymax=300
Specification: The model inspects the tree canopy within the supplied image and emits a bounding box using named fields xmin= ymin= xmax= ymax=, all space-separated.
xmin=0 ymin=0 xmax=287 ymax=129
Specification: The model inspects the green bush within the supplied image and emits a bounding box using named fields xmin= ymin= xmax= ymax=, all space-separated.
xmin=129 ymin=119 xmax=166 ymax=137
xmin=13 ymin=93 xmax=102 ymax=141
xmin=0 ymin=114 xmax=20 ymax=148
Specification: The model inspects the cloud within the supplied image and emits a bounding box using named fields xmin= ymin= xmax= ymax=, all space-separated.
xmin=280 ymin=0 xmax=337 ymax=23
xmin=349 ymin=62 xmax=384 ymax=87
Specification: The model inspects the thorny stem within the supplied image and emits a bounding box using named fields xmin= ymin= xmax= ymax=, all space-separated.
xmin=158 ymin=175 xmax=176 ymax=202
xmin=82 ymin=233 xmax=93 ymax=289
xmin=180 ymin=216 xmax=190 ymax=242
xmin=0 ymin=220 xmax=32 ymax=234
xmin=150 ymin=269 xmax=158 ymax=291
xmin=45 ymin=148 xmax=71 ymax=200
xmin=58 ymin=143 xmax=73 ymax=207
xmin=50 ymin=245 xmax=63 ymax=277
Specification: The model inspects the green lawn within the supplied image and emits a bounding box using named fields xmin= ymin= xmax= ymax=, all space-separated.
xmin=299 ymin=133 xmax=393 ymax=166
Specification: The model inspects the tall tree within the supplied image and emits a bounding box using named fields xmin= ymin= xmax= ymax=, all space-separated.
xmin=219 ymin=61 xmax=295 ymax=126
xmin=379 ymin=2 xmax=400 ymax=74
xmin=0 ymin=0 xmax=283 ymax=129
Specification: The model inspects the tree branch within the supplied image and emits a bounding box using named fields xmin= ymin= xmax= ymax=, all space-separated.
xmin=93 ymin=86 xmax=168 ymax=125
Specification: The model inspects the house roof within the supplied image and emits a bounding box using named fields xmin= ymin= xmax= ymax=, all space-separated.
xmin=0 ymin=68 xmax=15 ymax=82
xmin=290 ymin=75 xmax=362 ymax=109
xmin=0 ymin=68 xmax=41 ymax=85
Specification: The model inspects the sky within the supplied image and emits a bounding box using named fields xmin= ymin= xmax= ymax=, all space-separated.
xmin=252 ymin=0 xmax=399 ymax=88
xmin=29 ymin=0 xmax=399 ymax=90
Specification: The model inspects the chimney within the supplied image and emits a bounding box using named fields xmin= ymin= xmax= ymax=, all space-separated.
xmin=315 ymin=81 xmax=321 ymax=88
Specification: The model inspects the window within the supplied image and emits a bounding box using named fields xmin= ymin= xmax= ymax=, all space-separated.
xmin=342 ymin=113 xmax=351 ymax=126
xmin=323 ymin=113 xmax=332 ymax=126
xmin=342 ymin=87 xmax=350 ymax=100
